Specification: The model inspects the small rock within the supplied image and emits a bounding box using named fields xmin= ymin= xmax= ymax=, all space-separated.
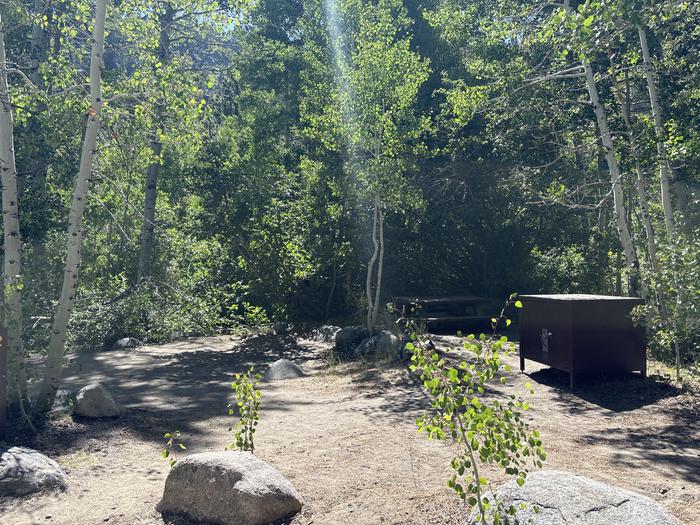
xmin=335 ymin=325 xmax=369 ymax=357
xmin=311 ymin=325 xmax=341 ymax=343
xmin=264 ymin=359 xmax=305 ymax=381
xmin=354 ymin=336 xmax=377 ymax=357
xmin=50 ymin=389 xmax=73 ymax=418
xmin=73 ymin=383 xmax=123 ymax=418
xmin=110 ymin=337 xmax=141 ymax=351
xmin=157 ymin=451 xmax=303 ymax=525
xmin=0 ymin=447 xmax=67 ymax=497
xmin=486 ymin=470 xmax=680 ymax=524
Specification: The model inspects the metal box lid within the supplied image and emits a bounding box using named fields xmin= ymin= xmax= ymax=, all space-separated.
xmin=520 ymin=294 xmax=643 ymax=302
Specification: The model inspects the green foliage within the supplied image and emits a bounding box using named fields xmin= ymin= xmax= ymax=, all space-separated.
xmin=226 ymin=367 xmax=262 ymax=453
xmin=405 ymin=296 xmax=546 ymax=523
xmin=162 ymin=430 xmax=187 ymax=468
xmin=529 ymin=238 xmax=614 ymax=294
xmin=635 ymin=233 xmax=700 ymax=368
xmin=3 ymin=0 xmax=699 ymax=383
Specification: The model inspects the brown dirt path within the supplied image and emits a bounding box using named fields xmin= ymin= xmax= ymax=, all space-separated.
xmin=1 ymin=334 xmax=698 ymax=524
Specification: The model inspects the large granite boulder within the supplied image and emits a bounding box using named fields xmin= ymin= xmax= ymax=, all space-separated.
xmin=157 ymin=451 xmax=303 ymax=525
xmin=335 ymin=325 xmax=369 ymax=357
xmin=0 ymin=447 xmax=67 ymax=497
xmin=375 ymin=330 xmax=402 ymax=360
xmin=264 ymin=359 xmax=305 ymax=381
xmin=311 ymin=325 xmax=341 ymax=343
xmin=111 ymin=337 xmax=142 ymax=351
xmin=73 ymin=383 xmax=123 ymax=418
xmin=489 ymin=470 xmax=680 ymax=524
xmin=348 ymin=330 xmax=402 ymax=361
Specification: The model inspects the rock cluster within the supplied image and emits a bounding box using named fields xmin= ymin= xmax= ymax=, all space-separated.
xmin=336 ymin=327 xmax=402 ymax=361
xmin=334 ymin=325 xmax=369 ymax=357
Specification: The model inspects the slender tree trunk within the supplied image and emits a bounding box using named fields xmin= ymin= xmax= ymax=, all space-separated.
xmin=136 ymin=4 xmax=173 ymax=282
xmin=0 ymin=14 xmax=30 ymax=417
xmin=638 ymin=25 xmax=686 ymax=381
xmin=325 ymin=255 xmax=337 ymax=320
xmin=607 ymin=58 xmax=660 ymax=275
xmin=33 ymin=0 xmax=107 ymax=419
xmin=638 ymin=25 xmax=675 ymax=236
xmin=594 ymin=126 xmax=608 ymax=232
xmin=582 ymin=60 xmax=640 ymax=296
xmin=136 ymin=139 xmax=161 ymax=280
xmin=366 ymin=195 xmax=379 ymax=332
xmin=371 ymin=204 xmax=384 ymax=330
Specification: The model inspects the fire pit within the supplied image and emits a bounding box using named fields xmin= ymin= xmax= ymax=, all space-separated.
xmin=519 ymin=294 xmax=646 ymax=389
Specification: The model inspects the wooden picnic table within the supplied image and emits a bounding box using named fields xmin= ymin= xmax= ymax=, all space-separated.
xmin=392 ymin=295 xmax=496 ymax=334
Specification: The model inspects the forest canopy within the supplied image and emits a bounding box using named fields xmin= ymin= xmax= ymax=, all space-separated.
xmin=1 ymin=0 xmax=698 ymax=421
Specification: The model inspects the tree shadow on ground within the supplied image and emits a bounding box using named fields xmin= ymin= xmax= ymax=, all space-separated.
xmin=18 ymin=335 xmax=320 ymax=453
xmin=525 ymin=367 xmax=700 ymax=485
xmin=577 ymin=413 xmax=700 ymax=485
xmin=345 ymin=362 xmax=434 ymax=423
xmin=527 ymin=367 xmax=683 ymax=412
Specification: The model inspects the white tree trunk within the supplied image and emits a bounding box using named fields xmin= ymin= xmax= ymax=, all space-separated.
xmin=366 ymin=195 xmax=379 ymax=332
xmin=371 ymin=204 xmax=384 ymax=330
xmin=33 ymin=0 xmax=107 ymax=418
xmin=582 ymin=60 xmax=640 ymax=295
xmin=638 ymin=25 xmax=686 ymax=381
xmin=638 ymin=25 xmax=675 ymax=237
xmin=614 ymin=68 xmax=659 ymax=276
xmin=0 ymin=13 xmax=30 ymax=416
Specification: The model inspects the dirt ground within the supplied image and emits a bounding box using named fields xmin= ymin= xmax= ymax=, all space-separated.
xmin=1 ymin=334 xmax=698 ymax=525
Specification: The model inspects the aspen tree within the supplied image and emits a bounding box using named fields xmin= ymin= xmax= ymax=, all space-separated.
xmin=33 ymin=0 xmax=108 ymax=418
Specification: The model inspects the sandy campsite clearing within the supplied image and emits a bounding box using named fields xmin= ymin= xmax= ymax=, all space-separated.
xmin=2 ymin=334 xmax=698 ymax=525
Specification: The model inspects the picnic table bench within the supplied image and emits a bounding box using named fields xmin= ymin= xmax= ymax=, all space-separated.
xmin=392 ymin=295 xmax=496 ymax=334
